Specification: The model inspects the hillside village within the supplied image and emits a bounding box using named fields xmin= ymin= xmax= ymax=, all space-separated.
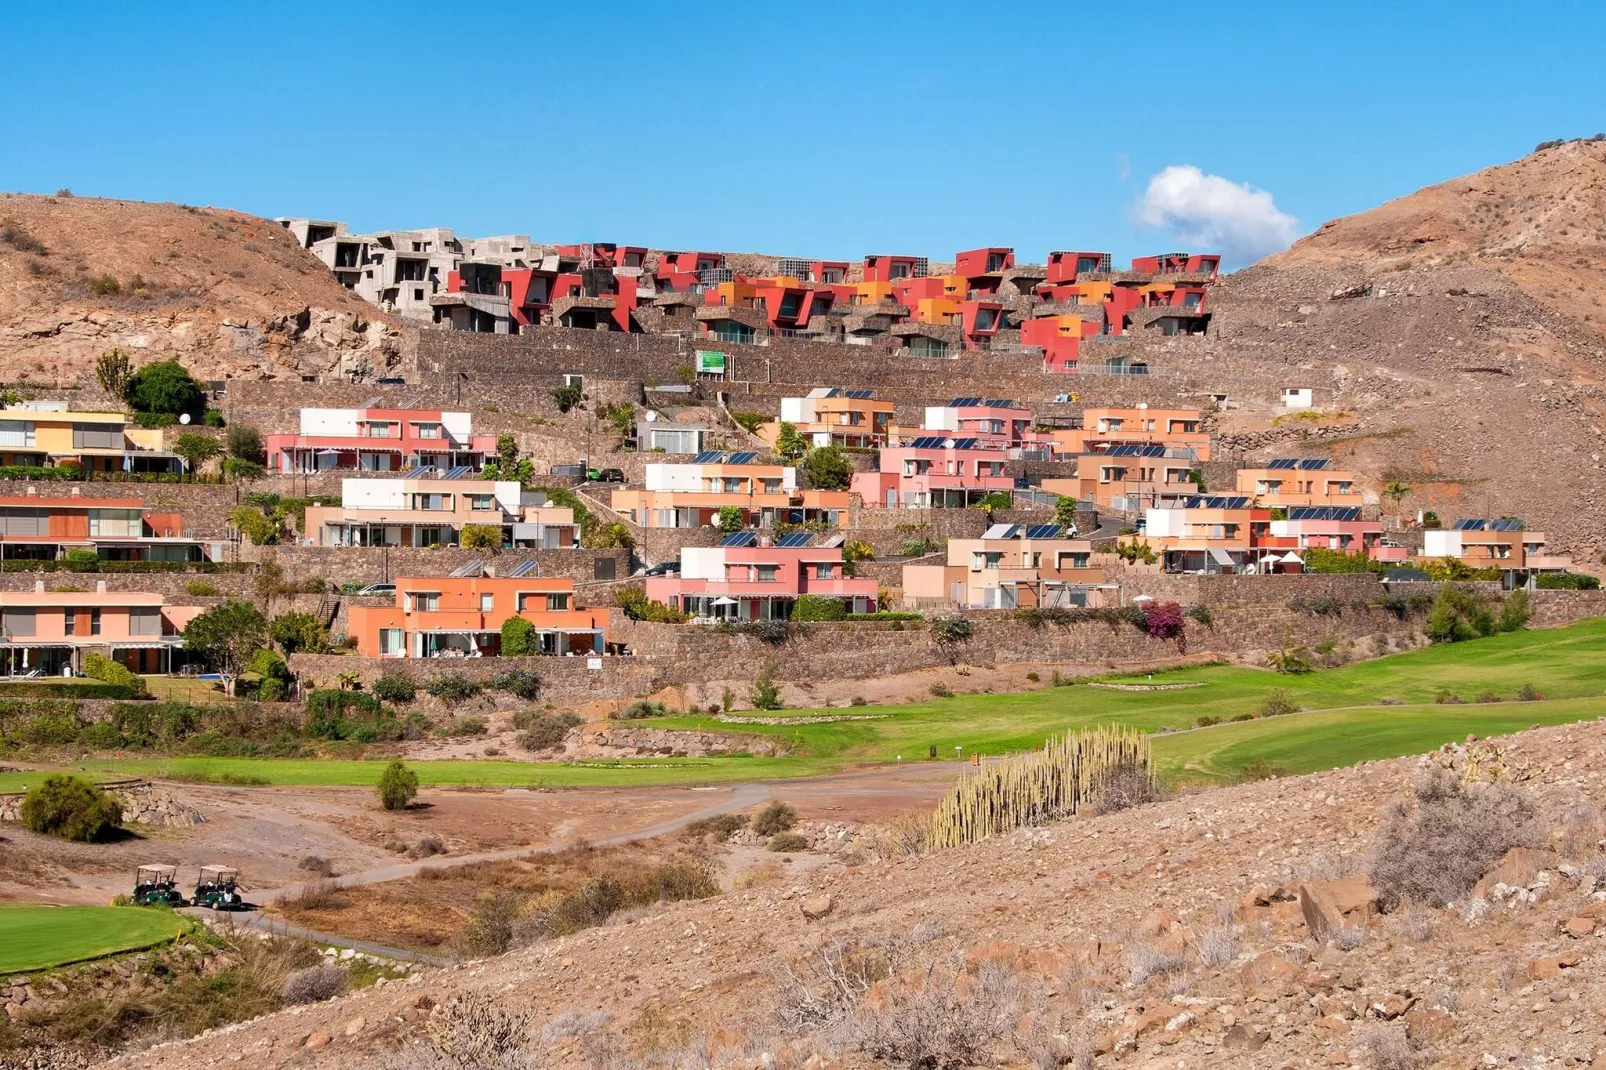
xmin=0 ymin=141 xmax=1605 ymax=1070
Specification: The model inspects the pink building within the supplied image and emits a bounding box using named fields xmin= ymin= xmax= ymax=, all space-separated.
xmin=852 ymin=435 xmax=1014 ymax=509
xmin=917 ymin=397 xmax=1053 ymax=455
xmin=0 ymin=581 xmax=200 ymax=676
xmin=266 ymin=406 xmax=497 ymax=474
xmin=645 ymin=532 xmax=878 ymax=621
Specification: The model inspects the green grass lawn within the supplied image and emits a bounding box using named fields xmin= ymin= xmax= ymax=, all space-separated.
xmin=3 ymin=619 xmax=1604 ymax=793
xmin=0 ymin=904 xmax=189 ymax=974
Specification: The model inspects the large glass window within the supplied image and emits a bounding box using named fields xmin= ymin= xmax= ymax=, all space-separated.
xmin=72 ymin=424 xmax=123 ymax=449
xmin=129 ymin=608 xmax=160 ymax=636
xmin=88 ymin=509 xmax=141 ymax=537
xmin=0 ymin=421 xmax=35 ymax=448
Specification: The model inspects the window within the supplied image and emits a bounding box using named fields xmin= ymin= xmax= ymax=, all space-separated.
xmin=411 ymin=493 xmax=451 ymax=511
xmin=2 ymin=608 xmax=35 ymax=637
xmin=379 ymin=628 xmax=404 ymax=656
xmin=414 ymin=288 xmax=424 ymax=301
xmin=0 ymin=420 xmax=35 ymax=448
xmin=970 ymin=552 xmax=985 ymax=572
xmin=469 ymin=494 xmax=493 ymax=510
xmin=64 ymin=611 xmax=76 ymax=636
xmin=397 ymin=258 xmax=427 ymax=282
xmin=90 ymin=609 xmax=101 ymax=635
xmin=480 ymin=594 xmax=494 ymax=613
xmin=409 ymin=592 xmax=440 ymax=612
xmin=72 ymin=423 xmax=123 ymax=449
xmin=546 ymin=593 xmax=570 ymax=611
xmin=815 ymin=563 xmax=834 ymax=579
xmin=89 ymin=509 xmax=141 ymax=537
xmin=413 ymin=423 xmax=442 ymax=440
xmin=973 ymin=308 xmax=999 ymax=331
xmin=129 ymin=608 xmax=160 ymax=636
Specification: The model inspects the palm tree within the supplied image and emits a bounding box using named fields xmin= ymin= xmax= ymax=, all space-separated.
xmin=1384 ymin=481 xmax=1411 ymax=526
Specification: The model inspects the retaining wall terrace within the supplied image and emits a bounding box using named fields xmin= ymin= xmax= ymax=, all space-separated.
xmin=287 ymin=652 xmax=657 ymax=704
xmin=252 ymin=545 xmax=630 ymax=587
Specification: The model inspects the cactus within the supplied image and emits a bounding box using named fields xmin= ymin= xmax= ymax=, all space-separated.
xmin=928 ymin=727 xmax=1152 ymax=848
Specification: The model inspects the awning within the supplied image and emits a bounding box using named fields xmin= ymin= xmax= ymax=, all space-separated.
xmin=1208 ymin=547 xmax=1235 ymax=566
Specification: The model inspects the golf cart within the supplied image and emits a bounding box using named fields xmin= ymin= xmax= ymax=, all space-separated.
xmin=132 ymin=864 xmax=185 ymax=907
xmin=194 ymin=865 xmax=244 ymax=911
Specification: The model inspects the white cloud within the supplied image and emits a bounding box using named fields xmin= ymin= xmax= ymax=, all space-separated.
xmin=1133 ymin=165 xmax=1300 ymax=266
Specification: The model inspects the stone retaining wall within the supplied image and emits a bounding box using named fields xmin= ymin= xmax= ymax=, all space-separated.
xmin=286 ymin=652 xmax=658 ymax=704
xmin=0 ymin=779 xmax=204 ymax=828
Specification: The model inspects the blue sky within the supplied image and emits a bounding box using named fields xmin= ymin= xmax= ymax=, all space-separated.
xmin=4 ymin=2 xmax=1604 ymax=268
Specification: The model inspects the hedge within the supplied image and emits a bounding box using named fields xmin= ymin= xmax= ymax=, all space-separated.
xmin=0 ymin=560 xmax=249 ymax=574
xmin=0 ymin=681 xmax=138 ymax=700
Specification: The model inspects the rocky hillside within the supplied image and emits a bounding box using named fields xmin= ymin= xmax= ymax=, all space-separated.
xmin=0 ymin=193 xmax=404 ymax=385
xmin=100 ymin=720 xmax=1606 ymax=1069
xmin=1162 ymin=141 xmax=1606 ymax=560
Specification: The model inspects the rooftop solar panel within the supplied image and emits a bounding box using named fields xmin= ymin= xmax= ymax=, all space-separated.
xmin=1267 ymin=458 xmax=1298 ymax=469
xmin=950 ymin=396 xmax=982 ymax=407
xmin=727 ymin=451 xmax=758 ymax=465
xmin=403 ymin=464 xmax=431 ymax=478
xmin=1025 ymin=523 xmax=1064 ymax=539
xmin=1451 ymin=518 xmax=1487 ymax=530
xmin=444 ymin=465 xmax=472 ymax=480
xmin=984 ymin=398 xmax=1015 ymax=408
xmin=505 ymin=559 xmax=538 ymax=578
xmin=950 ymin=438 xmax=979 ymax=450
xmin=1298 ymin=459 xmax=1330 ymax=470
xmin=692 ymin=451 xmax=724 ymax=464
xmin=448 ymin=559 xmax=485 ymax=578
xmin=720 ymin=532 xmax=758 ymax=547
xmin=910 ymin=435 xmax=945 ymax=449
xmin=846 ymin=389 xmax=874 ymax=399
xmin=776 ymin=532 xmax=812 ymax=548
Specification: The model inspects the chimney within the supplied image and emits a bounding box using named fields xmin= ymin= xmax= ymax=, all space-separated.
xmin=69 ymin=486 xmax=81 ymax=497
xmin=25 ymin=485 xmax=35 ymax=496
xmin=33 ymin=580 xmax=44 ymax=592
xmin=96 ymin=580 xmax=107 ymax=593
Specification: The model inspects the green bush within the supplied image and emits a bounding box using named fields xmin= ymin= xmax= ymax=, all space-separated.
xmin=0 ymin=680 xmax=134 ymax=700
xmin=423 ymin=672 xmax=481 ymax=706
xmin=517 ymin=712 xmax=581 ymax=750
xmin=16 ymin=713 xmax=82 ymax=746
xmin=500 ymin=616 xmax=539 ymax=657
xmin=82 ymin=653 xmax=151 ymax=699
xmin=610 ymin=699 xmax=667 ymax=720
xmin=304 ymin=689 xmax=383 ymax=740
xmin=376 ymin=760 xmax=418 ymax=811
xmin=929 ymin=683 xmax=954 ymax=698
xmin=19 ymin=775 xmax=123 ymax=841
xmin=791 ymin=595 xmax=847 ymax=622
xmin=1498 ymin=587 xmax=1531 ymax=633
xmin=751 ymin=800 xmax=798 ymax=836
xmin=490 ymin=668 xmax=541 ymax=700
xmin=111 ymin=701 xmax=199 ymax=748
xmin=257 ymin=678 xmax=286 ymax=702
xmin=76 ymin=721 xmax=122 ymax=749
xmin=1536 ymin=572 xmax=1601 ymax=590
xmin=269 ymin=610 xmax=328 ymax=655
xmin=750 ymin=664 xmax=782 ymax=710
xmin=185 ymin=579 xmax=220 ymax=597
xmin=65 ymin=548 xmax=100 ymax=569
xmin=437 ymin=716 xmax=487 ymax=737
xmin=373 ymin=675 xmax=417 ymax=704
xmin=615 ymin=585 xmax=689 ymax=623
xmin=686 ymin=812 xmax=749 ymax=842
xmin=1424 ymin=585 xmax=1497 ymax=643
xmin=766 ymin=832 xmax=809 ymax=853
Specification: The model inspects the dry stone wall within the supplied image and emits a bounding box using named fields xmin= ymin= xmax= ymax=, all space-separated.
xmin=0 ymin=779 xmax=203 ymax=828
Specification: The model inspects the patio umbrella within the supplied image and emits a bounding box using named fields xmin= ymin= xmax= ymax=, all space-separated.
xmin=711 ymin=596 xmax=738 ymax=606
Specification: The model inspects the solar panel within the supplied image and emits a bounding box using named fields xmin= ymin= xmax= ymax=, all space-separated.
xmin=984 ymin=398 xmax=1015 ymax=408
xmin=449 ymin=559 xmax=485 ymax=578
xmin=505 ymin=559 xmax=538 ymax=578
xmin=692 ymin=451 xmax=725 ymax=464
xmin=720 ymin=532 xmax=758 ymax=547
xmin=1267 ymin=458 xmax=1298 ymax=469
xmin=727 ymin=451 xmax=758 ymax=465
xmin=846 ymin=389 xmax=874 ymax=399
xmin=444 ymin=465 xmax=473 ymax=480
xmin=1490 ymin=518 xmax=1524 ymax=531
xmin=1451 ymin=518 xmax=1487 ymax=531
xmin=1298 ymin=459 xmax=1330 ymax=470
xmin=776 ymin=532 xmax=812 ymax=548
xmin=949 ymin=396 xmax=982 ymax=407
xmin=358 ymin=396 xmax=383 ymax=409
xmin=819 ymin=533 xmax=846 ymax=548
xmin=982 ymin=523 xmax=1014 ymax=539
xmin=1025 ymin=523 xmax=1064 ymax=539
xmin=949 ymin=438 xmax=979 ymax=450
xmin=403 ymin=464 xmax=431 ymax=478
xmin=1188 ymin=496 xmax=1249 ymax=509
xmin=910 ymin=435 xmax=945 ymax=449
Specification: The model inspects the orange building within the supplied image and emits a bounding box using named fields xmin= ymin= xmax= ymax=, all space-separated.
xmin=348 ymin=575 xmax=609 ymax=659
xmin=611 ymin=454 xmax=848 ymax=529
xmin=759 ymin=388 xmax=896 ymax=449
xmin=0 ymin=581 xmax=201 ymax=676
xmin=1234 ymin=460 xmax=1361 ymax=509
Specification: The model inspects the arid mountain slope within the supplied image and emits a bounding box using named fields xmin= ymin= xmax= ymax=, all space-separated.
xmin=1169 ymin=141 xmax=1606 ymax=559
xmin=0 ymin=193 xmax=403 ymax=384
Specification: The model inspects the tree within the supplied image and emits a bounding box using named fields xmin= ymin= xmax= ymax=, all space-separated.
xmin=460 ymin=523 xmax=502 ymax=550
xmin=501 ymin=616 xmax=538 ymax=656
xmin=775 ymin=421 xmax=808 ymax=461
xmin=1053 ymin=495 xmax=1079 ymax=528
xmin=20 ymin=775 xmax=122 ymax=842
xmin=799 ymin=444 xmax=852 ymax=490
xmin=972 ymin=491 xmax=1013 ymax=521
xmin=226 ymin=423 xmax=266 ymax=463
xmin=841 ymin=539 xmax=874 ymax=577
xmin=123 ymin=359 xmax=207 ymax=421
xmin=95 ymin=348 xmax=132 ymax=398
xmin=230 ymin=504 xmax=282 ymax=546
xmin=1384 ymin=481 xmax=1411 ymax=517
xmin=716 ymin=505 xmax=745 ymax=533
xmin=496 ymin=434 xmax=519 ymax=470
xmin=551 ymin=383 xmax=584 ymax=413
xmin=171 ymin=432 xmax=221 ymax=474
xmin=377 ymin=760 xmax=418 ymax=811
xmin=270 ymin=610 xmax=328 ymax=655
xmin=182 ymin=601 xmax=268 ymax=693
xmin=1267 ymin=635 xmax=1315 ymax=674
xmin=750 ymin=664 xmax=783 ymax=710
xmin=223 ymin=457 xmax=267 ymax=483
xmin=1498 ymin=587 xmax=1531 ymax=633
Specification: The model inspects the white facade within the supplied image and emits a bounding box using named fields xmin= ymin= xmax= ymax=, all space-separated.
xmin=923 ymin=406 xmax=960 ymax=432
xmin=301 ymin=408 xmax=360 ymax=436
xmin=1281 ymin=388 xmax=1314 ymax=409
xmin=1422 ymin=530 xmax=1459 ymax=558
xmin=643 ymin=464 xmax=797 ymax=493
xmin=1143 ymin=508 xmax=1185 ymax=538
xmin=340 ymin=478 xmax=522 ymax=512
xmin=678 ymin=547 xmax=728 ymax=581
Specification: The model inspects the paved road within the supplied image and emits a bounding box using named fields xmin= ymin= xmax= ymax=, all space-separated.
xmin=188 ymin=781 xmax=772 ymax=963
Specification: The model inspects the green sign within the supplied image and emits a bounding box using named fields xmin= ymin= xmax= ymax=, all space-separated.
xmin=695 ymin=350 xmax=727 ymax=374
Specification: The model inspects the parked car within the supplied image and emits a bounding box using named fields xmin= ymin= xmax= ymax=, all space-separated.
xmin=595 ymin=468 xmax=626 ymax=484
xmin=357 ymin=583 xmax=396 ymax=597
xmin=642 ymin=561 xmax=680 ymax=577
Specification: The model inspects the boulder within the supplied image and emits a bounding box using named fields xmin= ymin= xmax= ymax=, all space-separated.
xmin=1298 ymin=876 xmax=1377 ymax=941
xmin=799 ymin=894 xmax=834 ymax=921
xmin=1472 ymin=846 xmax=1559 ymax=898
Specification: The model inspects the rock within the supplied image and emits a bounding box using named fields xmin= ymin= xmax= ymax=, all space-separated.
xmin=343 ymin=1015 xmax=365 ymax=1036
xmin=800 ymin=894 xmax=834 ymax=921
xmin=1240 ymin=952 xmax=1299 ymax=993
xmin=305 ymin=1032 xmax=332 ymax=1050
xmin=1473 ymin=847 xmax=1560 ymax=898
xmin=1526 ymin=954 xmax=1581 ymax=981
xmin=1561 ymin=916 xmax=1597 ymax=938
xmin=1405 ymin=1007 xmax=1456 ymax=1042
xmin=1222 ymin=1023 xmax=1270 ymax=1051
xmin=1298 ymin=876 xmax=1377 ymax=941
xmin=1369 ymin=994 xmax=1413 ymax=1020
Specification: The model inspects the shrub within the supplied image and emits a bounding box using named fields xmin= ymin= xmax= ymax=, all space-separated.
xmin=614 ymin=584 xmax=689 ymax=623
xmin=716 ymin=505 xmax=745 ymax=533
xmin=77 ymin=721 xmax=122 ymax=749
xmin=767 ymin=831 xmax=809 ymax=852
xmin=752 ymin=800 xmax=798 ymax=836
xmin=1516 ymin=683 xmax=1542 ymax=701
xmin=1424 ymin=585 xmax=1496 ymax=643
xmin=551 ymin=383 xmax=584 ymax=413
xmin=373 ymin=674 xmax=417 ymax=703
xmin=1267 ymin=636 xmax=1315 ymax=674
xmin=459 ymin=523 xmax=502 ymax=551
xmin=1536 ymin=571 xmax=1601 ymax=590
xmin=82 ymin=653 xmax=151 ymax=699
xmin=1474 ymin=690 xmax=1501 ymax=704
xmin=185 ymin=579 xmax=220 ymax=597
xmin=438 ymin=716 xmax=487 ymax=737
xmin=529 ymin=862 xmax=718 ymax=940
xmin=16 ymin=711 xmax=81 ymax=745
xmin=282 ymin=965 xmax=348 ymax=1005
xmin=1357 ymin=1025 xmax=1430 ymax=1070
xmin=837 ymin=961 xmax=1024 ymax=1069
xmin=928 ymin=683 xmax=953 ymax=698
xmin=19 ymin=775 xmax=123 ymax=841
xmin=750 ymin=664 xmax=783 ymax=710
xmin=929 ymin=615 xmax=972 ymax=647
xmin=685 ymin=813 xmax=748 ymax=843
xmin=377 ymin=760 xmax=419 ymax=811
xmin=1185 ymin=604 xmax=1214 ymax=626
xmin=124 ymin=358 xmax=207 ymax=422
xmin=518 ymin=712 xmax=581 ymax=750
xmin=1194 ymin=714 xmax=1221 ymax=727
xmin=610 ymin=699 xmax=667 ymax=720
xmin=1234 ymin=760 xmax=1289 ymax=782
xmin=1088 ymin=761 xmax=1168 ymax=815
xmin=741 ymin=618 xmax=790 ymax=645
xmin=1140 ymin=600 xmax=1186 ymax=640
xmin=297 ymin=855 xmax=334 ymax=876
xmin=460 ymin=891 xmax=518 ymax=958
xmin=499 ymin=616 xmax=538 ymax=657
xmin=1258 ymin=688 xmax=1300 ymax=717
xmin=269 ymin=610 xmax=328 ymax=655
xmin=791 ymin=594 xmax=847 ymax=622
xmin=1289 ymin=593 xmax=1343 ymax=616
xmin=1433 ymin=689 xmax=1465 ymax=705
xmin=1025 ymin=671 xmax=1039 ymax=682
xmin=1367 ymin=766 xmax=1538 ymax=908
xmin=1128 ymin=942 xmax=1188 ymax=985
xmin=849 ymin=695 xmax=868 ymax=707
xmin=1498 ymin=587 xmax=1530 ymax=632
xmin=489 ymin=667 xmax=541 ymax=700
xmin=423 ymin=672 xmax=481 ymax=706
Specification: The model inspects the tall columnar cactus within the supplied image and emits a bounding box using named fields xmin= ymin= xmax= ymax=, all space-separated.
xmin=928 ymin=727 xmax=1152 ymax=848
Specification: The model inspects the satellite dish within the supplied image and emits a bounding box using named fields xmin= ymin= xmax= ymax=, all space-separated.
xmin=179 ymin=413 xmax=191 ymax=425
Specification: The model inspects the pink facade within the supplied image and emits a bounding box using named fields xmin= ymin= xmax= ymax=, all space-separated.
xmin=266 ymin=407 xmax=497 ymax=474
xmin=853 ymin=440 xmax=1014 ymax=509
xmin=645 ymin=539 xmax=878 ymax=621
